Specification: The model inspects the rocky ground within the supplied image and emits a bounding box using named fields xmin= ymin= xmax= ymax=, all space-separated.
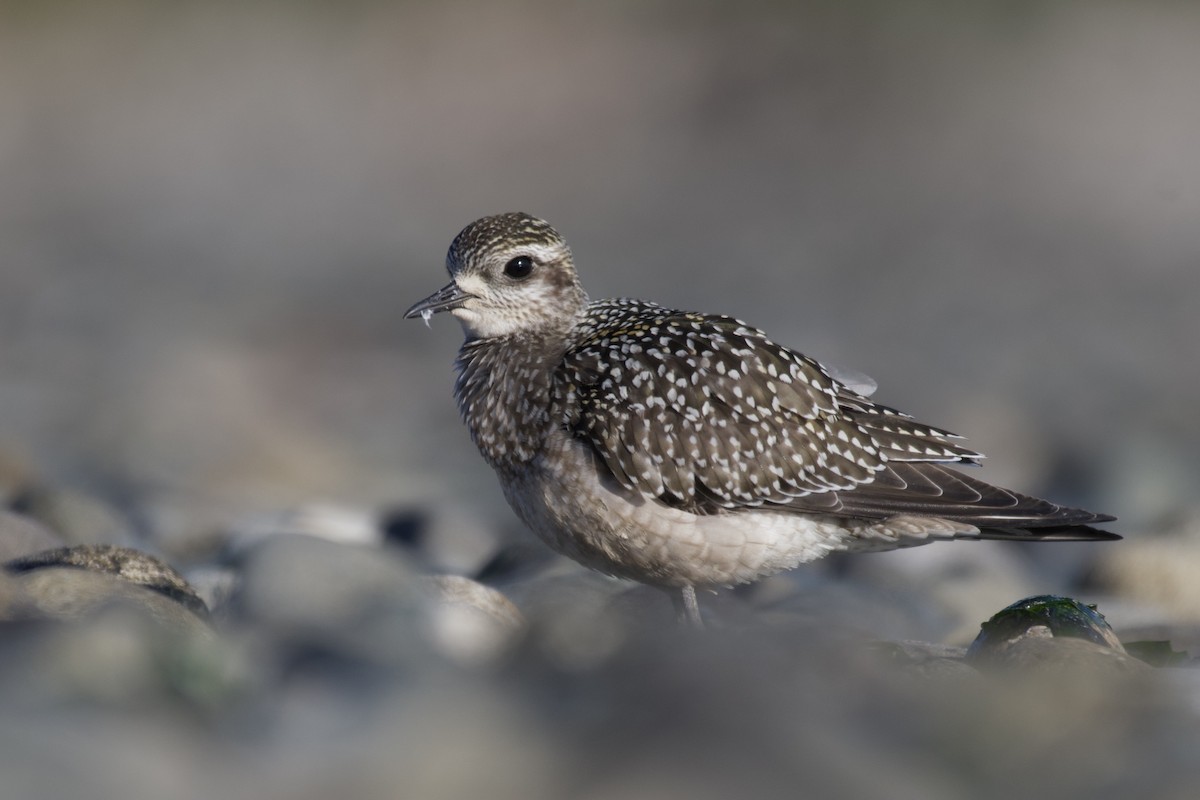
xmin=3 ymin=2 xmax=1200 ymax=798
xmin=0 ymin=477 xmax=1198 ymax=800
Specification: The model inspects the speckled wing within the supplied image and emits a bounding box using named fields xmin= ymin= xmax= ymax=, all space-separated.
xmin=556 ymin=299 xmax=982 ymax=514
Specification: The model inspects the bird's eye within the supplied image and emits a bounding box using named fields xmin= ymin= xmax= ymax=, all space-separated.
xmin=503 ymin=256 xmax=534 ymax=279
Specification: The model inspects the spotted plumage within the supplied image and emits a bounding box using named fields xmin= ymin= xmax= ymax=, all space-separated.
xmin=406 ymin=212 xmax=1118 ymax=624
xmin=558 ymin=298 xmax=985 ymax=512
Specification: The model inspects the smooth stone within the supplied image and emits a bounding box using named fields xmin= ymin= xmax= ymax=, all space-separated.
xmin=227 ymin=532 xmax=431 ymax=665
xmin=225 ymin=503 xmax=382 ymax=551
xmin=383 ymin=504 xmax=502 ymax=578
xmin=967 ymin=594 xmax=1124 ymax=658
xmin=425 ymin=575 xmax=525 ymax=665
xmin=5 ymin=544 xmax=208 ymax=618
xmin=2 ymin=567 xmax=211 ymax=637
xmin=966 ymin=596 xmax=1145 ymax=676
xmin=184 ymin=565 xmax=240 ymax=618
xmin=0 ymin=602 xmax=243 ymax=710
xmin=495 ymin=564 xmax=649 ymax=670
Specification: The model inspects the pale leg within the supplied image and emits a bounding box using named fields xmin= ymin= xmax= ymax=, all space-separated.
xmin=673 ymin=584 xmax=704 ymax=628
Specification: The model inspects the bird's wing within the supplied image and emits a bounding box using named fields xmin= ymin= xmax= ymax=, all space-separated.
xmin=793 ymin=460 xmax=1116 ymax=531
xmin=556 ymin=300 xmax=980 ymax=513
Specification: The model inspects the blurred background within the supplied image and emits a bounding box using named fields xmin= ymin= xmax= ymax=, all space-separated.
xmin=3 ymin=0 xmax=1197 ymax=529
xmin=1 ymin=1 xmax=1199 ymax=797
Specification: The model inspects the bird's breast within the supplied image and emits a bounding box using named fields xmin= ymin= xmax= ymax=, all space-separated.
xmin=454 ymin=337 xmax=563 ymax=468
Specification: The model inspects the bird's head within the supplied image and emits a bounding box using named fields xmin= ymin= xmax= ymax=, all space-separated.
xmin=405 ymin=212 xmax=588 ymax=340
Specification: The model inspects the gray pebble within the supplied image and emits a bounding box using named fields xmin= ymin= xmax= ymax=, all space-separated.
xmin=227 ymin=532 xmax=431 ymax=666
xmin=184 ymin=565 xmax=240 ymax=618
xmin=225 ymin=503 xmax=382 ymax=552
xmin=5 ymin=544 xmax=208 ymax=618
xmin=425 ymin=575 xmax=525 ymax=665
xmin=2 ymin=567 xmax=211 ymax=637
xmin=383 ymin=504 xmax=502 ymax=577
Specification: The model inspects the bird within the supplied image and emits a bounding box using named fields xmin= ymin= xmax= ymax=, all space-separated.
xmin=405 ymin=212 xmax=1118 ymax=625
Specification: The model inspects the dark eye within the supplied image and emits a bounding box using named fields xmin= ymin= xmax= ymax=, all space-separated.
xmin=503 ymin=255 xmax=534 ymax=279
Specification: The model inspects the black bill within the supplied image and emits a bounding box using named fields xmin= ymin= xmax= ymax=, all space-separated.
xmin=403 ymin=282 xmax=472 ymax=319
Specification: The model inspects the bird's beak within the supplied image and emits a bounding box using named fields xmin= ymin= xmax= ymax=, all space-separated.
xmin=403 ymin=281 xmax=472 ymax=321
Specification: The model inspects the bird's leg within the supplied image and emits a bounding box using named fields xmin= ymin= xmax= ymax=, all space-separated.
xmin=672 ymin=584 xmax=704 ymax=628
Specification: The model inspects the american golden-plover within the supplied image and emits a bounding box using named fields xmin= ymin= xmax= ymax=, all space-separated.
xmin=406 ymin=213 xmax=1117 ymax=625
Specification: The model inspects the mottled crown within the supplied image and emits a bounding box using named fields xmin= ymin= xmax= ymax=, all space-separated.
xmin=447 ymin=212 xmax=569 ymax=276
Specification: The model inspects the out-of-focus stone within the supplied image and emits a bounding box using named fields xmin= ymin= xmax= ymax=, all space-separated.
xmin=228 ymin=533 xmax=430 ymax=665
xmin=383 ymin=504 xmax=502 ymax=578
xmin=135 ymin=489 xmax=236 ymax=563
xmin=5 ymin=544 xmax=208 ymax=618
xmin=0 ymin=510 xmax=66 ymax=561
xmin=0 ymin=602 xmax=248 ymax=711
xmin=1090 ymin=534 xmax=1200 ymax=620
xmin=1114 ymin=623 xmax=1200 ymax=662
xmin=226 ymin=502 xmax=382 ymax=552
xmin=184 ymin=565 xmax=240 ymax=619
xmin=10 ymin=487 xmax=136 ymax=546
xmin=1 ymin=544 xmax=209 ymax=633
xmin=869 ymin=640 xmax=978 ymax=681
xmin=967 ymin=594 xmax=1124 ymax=656
xmin=2 ymin=568 xmax=211 ymax=638
xmin=498 ymin=564 xmax=647 ymax=671
xmin=425 ymin=575 xmax=525 ymax=665
xmin=966 ymin=595 xmax=1144 ymax=677
xmin=258 ymin=681 xmax=570 ymax=800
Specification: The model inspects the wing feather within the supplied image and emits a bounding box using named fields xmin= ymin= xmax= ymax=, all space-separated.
xmin=555 ymin=299 xmax=1113 ymax=533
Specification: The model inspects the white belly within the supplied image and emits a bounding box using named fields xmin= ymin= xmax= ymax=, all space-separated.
xmin=496 ymin=434 xmax=856 ymax=589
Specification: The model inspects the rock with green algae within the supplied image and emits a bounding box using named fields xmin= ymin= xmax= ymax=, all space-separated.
xmin=966 ymin=594 xmax=1146 ymax=675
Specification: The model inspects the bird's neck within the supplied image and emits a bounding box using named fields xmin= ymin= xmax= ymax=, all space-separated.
xmin=454 ymin=332 xmax=567 ymax=469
